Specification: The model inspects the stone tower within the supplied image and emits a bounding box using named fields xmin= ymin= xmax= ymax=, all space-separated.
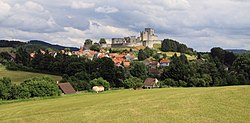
xmin=140 ymin=28 xmax=159 ymax=48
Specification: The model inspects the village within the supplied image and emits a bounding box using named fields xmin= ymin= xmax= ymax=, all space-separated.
xmin=25 ymin=28 xmax=173 ymax=94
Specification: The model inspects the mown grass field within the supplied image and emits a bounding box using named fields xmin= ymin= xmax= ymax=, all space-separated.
xmin=0 ymin=86 xmax=249 ymax=123
xmin=0 ymin=65 xmax=61 ymax=84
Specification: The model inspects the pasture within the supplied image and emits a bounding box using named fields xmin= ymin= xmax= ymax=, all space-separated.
xmin=0 ymin=65 xmax=62 ymax=84
xmin=0 ymin=86 xmax=249 ymax=123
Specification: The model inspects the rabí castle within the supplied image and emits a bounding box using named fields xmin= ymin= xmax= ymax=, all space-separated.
xmin=111 ymin=28 xmax=162 ymax=48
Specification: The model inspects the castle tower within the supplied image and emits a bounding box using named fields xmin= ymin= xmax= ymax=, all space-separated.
xmin=140 ymin=28 xmax=159 ymax=48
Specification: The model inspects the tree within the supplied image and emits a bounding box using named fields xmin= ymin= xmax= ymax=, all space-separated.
xmin=90 ymin=78 xmax=110 ymax=90
xmin=90 ymin=44 xmax=100 ymax=52
xmin=0 ymin=52 xmax=12 ymax=61
xmin=177 ymin=44 xmax=188 ymax=53
xmin=161 ymin=54 xmax=191 ymax=82
xmin=65 ymin=62 xmax=86 ymax=76
xmin=123 ymin=77 xmax=143 ymax=89
xmin=144 ymin=47 xmax=153 ymax=58
xmin=0 ymin=77 xmax=12 ymax=100
xmin=138 ymin=49 xmax=147 ymax=61
xmin=99 ymin=38 xmax=107 ymax=44
xmin=15 ymin=47 xmax=30 ymax=66
xmin=210 ymin=47 xmax=226 ymax=63
xmin=161 ymin=39 xmax=178 ymax=52
xmin=129 ymin=61 xmax=148 ymax=79
xmin=224 ymin=51 xmax=236 ymax=66
xmin=91 ymin=57 xmax=116 ymax=86
xmin=232 ymin=53 xmax=250 ymax=84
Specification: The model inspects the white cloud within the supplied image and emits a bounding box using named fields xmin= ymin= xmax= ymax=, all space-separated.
xmin=71 ymin=1 xmax=95 ymax=9
xmin=0 ymin=0 xmax=249 ymax=51
xmin=95 ymin=6 xmax=119 ymax=13
xmin=1 ymin=1 xmax=62 ymax=33
xmin=0 ymin=1 xmax=11 ymax=21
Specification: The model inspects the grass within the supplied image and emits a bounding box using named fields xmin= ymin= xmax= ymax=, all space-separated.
xmin=0 ymin=65 xmax=62 ymax=84
xmin=153 ymin=44 xmax=197 ymax=60
xmin=111 ymin=46 xmax=145 ymax=52
xmin=0 ymin=47 xmax=14 ymax=53
xmin=0 ymin=86 xmax=249 ymax=123
xmin=161 ymin=52 xmax=197 ymax=60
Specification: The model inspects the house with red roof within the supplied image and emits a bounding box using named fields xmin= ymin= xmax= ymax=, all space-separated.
xmin=160 ymin=59 xmax=170 ymax=67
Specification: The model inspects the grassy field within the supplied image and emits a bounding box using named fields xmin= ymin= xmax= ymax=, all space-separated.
xmin=0 ymin=47 xmax=14 ymax=53
xmin=0 ymin=86 xmax=249 ymax=123
xmin=0 ymin=65 xmax=62 ymax=84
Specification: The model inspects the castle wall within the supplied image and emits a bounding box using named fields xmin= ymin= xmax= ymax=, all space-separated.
xmin=110 ymin=28 xmax=161 ymax=48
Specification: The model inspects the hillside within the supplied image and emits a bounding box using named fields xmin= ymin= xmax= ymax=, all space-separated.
xmin=0 ymin=40 xmax=79 ymax=51
xmin=0 ymin=86 xmax=249 ymax=123
xmin=226 ymin=49 xmax=250 ymax=54
xmin=28 ymin=40 xmax=79 ymax=51
xmin=0 ymin=65 xmax=61 ymax=84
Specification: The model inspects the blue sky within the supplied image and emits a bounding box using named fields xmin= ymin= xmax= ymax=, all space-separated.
xmin=0 ymin=0 xmax=250 ymax=51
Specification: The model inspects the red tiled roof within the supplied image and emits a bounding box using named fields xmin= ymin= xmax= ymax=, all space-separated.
xmin=98 ymin=54 xmax=106 ymax=58
xmin=160 ymin=59 xmax=170 ymax=63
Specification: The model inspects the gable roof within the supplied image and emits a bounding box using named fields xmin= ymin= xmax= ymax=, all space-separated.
xmin=144 ymin=78 xmax=157 ymax=86
xmin=58 ymin=83 xmax=76 ymax=94
xmin=160 ymin=59 xmax=170 ymax=63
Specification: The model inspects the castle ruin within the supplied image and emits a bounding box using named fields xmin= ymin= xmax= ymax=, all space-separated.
xmin=111 ymin=28 xmax=162 ymax=48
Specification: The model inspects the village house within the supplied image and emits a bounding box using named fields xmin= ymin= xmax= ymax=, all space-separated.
xmin=160 ymin=59 xmax=170 ymax=67
xmin=58 ymin=82 xmax=76 ymax=94
xmin=143 ymin=78 xmax=159 ymax=89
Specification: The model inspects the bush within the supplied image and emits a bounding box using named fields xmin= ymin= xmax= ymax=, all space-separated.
xmin=10 ymin=85 xmax=30 ymax=99
xmin=123 ymin=77 xmax=143 ymax=89
xmin=21 ymin=77 xmax=61 ymax=97
xmin=160 ymin=78 xmax=178 ymax=87
xmin=90 ymin=78 xmax=110 ymax=90
xmin=0 ymin=77 xmax=11 ymax=100
xmin=188 ymin=77 xmax=209 ymax=87
xmin=70 ymin=81 xmax=91 ymax=91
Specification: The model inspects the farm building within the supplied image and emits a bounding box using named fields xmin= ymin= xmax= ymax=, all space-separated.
xmin=143 ymin=78 xmax=159 ymax=89
xmin=58 ymin=83 xmax=76 ymax=94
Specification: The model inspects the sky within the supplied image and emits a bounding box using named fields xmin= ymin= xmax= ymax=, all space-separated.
xmin=0 ymin=0 xmax=250 ymax=51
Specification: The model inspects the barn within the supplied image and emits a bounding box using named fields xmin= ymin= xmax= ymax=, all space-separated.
xmin=58 ymin=83 xmax=76 ymax=94
xmin=143 ymin=78 xmax=159 ymax=89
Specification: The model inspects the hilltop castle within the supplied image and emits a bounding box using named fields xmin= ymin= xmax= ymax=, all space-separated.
xmin=111 ymin=28 xmax=162 ymax=48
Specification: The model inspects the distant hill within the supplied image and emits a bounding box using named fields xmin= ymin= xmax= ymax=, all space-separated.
xmin=0 ymin=40 xmax=79 ymax=51
xmin=28 ymin=40 xmax=79 ymax=51
xmin=226 ymin=49 xmax=250 ymax=54
xmin=0 ymin=40 xmax=25 ymax=48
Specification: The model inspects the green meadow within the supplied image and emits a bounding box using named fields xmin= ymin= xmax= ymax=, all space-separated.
xmin=0 ymin=47 xmax=14 ymax=53
xmin=0 ymin=86 xmax=249 ymax=123
xmin=0 ymin=65 xmax=61 ymax=84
